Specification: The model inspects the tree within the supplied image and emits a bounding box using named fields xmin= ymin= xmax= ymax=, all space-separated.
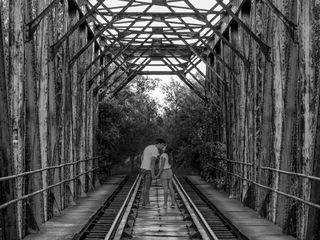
xmin=97 ymin=76 xmax=162 ymax=171
xmin=160 ymin=78 xmax=226 ymax=183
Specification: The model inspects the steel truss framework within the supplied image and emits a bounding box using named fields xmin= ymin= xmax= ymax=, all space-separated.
xmin=25 ymin=0 xmax=295 ymax=101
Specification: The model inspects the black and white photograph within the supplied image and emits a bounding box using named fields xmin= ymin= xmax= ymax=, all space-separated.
xmin=0 ymin=0 xmax=319 ymax=239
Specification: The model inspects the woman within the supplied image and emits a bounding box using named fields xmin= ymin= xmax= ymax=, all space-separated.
xmin=156 ymin=146 xmax=176 ymax=208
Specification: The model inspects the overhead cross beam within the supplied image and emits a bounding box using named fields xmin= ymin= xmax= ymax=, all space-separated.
xmin=50 ymin=0 xmax=106 ymax=57
xmin=166 ymin=49 xmax=205 ymax=89
xmin=183 ymin=0 xmax=250 ymax=68
xmin=163 ymin=3 xmax=238 ymax=76
xmin=86 ymin=18 xmax=154 ymax=90
xmin=163 ymin=20 xmax=227 ymax=86
xmin=94 ymin=36 xmax=153 ymax=92
xmin=98 ymin=48 xmax=151 ymax=95
xmin=67 ymin=0 xmax=137 ymax=67
xmin=163 ymin=58 xmax=207 ymax=102
xmin=81 ymin=2 xmax=154 ymax=75
xmin=160 ymin=35 xmax=206 ymax=89
xmin=215 ymin=0 xmax=271 ymax=61
xmin=32 ymin=0 xmax=276 ymax=98
xmin=111 ymin=58 xmax=152 ymax=97
xmin=97 ymin=12 xmax=222 ymax=19
xmin=69 ymin=0 xmax=138 ymax=68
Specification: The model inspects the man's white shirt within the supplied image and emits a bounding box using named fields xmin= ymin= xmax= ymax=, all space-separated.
xmin=140 ymin=145 xmax=159 ymax=170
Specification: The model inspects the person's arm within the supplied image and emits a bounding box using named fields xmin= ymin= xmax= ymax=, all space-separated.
xmin=150 ymin=156 xmax=157 ymax=179
xmin=156 ymin=155 xmax=165 ymax=178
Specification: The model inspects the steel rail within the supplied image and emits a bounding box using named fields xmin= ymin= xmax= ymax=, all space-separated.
xmin=173 ymin=175 xmax=219 ymax=240
xmin=72 ymin=176 xmax=130 ymax=240
xmin=183 ymin=177 xmax=249 ymax=240
xmin=104 ymin=174 xmax=142 ymax=240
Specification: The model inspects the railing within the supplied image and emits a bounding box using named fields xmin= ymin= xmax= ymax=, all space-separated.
xmin=260 ymin=166 xmax=320 ymax=182
xmin=0 ymin=156 xmax=106 ymax=210
xmin=224 ymin=158 xmax=254 ymax=166
xmin=212 ymin=158 xmax=320 ymax=210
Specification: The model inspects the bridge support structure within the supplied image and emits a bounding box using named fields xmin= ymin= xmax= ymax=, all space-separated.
xmin=0 ymin=0 xmax=319 ymax=240
xmin=204 ymin=1 xmax=320 ymax=239
xmin=0 ymin=1 xmax=108 ymax=239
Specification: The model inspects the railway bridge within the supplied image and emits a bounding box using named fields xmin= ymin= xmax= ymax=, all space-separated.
xmin=0 ymin=0 xmax=319 ymax=239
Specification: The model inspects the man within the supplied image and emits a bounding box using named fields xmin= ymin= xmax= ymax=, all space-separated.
xmin=140 ymin=138 xmax=166 ymax=207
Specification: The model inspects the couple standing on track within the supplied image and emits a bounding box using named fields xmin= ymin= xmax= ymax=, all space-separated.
xmin=140 ymin=138 xmax=176 ymax=209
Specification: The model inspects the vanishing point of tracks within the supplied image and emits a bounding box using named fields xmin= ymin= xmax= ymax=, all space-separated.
xmin=73 ymin=175 xmax=246 ymax=240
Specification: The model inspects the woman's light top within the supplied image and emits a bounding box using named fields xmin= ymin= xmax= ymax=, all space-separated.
xmin=160 ymin=153 xmax=171 ymax=169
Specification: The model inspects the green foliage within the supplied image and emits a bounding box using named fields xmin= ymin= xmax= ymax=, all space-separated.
xmin=198 ymin=141 xmax=227 ymax=185
xmin=160 ymin=78 xmax=226 ymax=185
xmin=98 ymin=74 xmax=225 ymax=185
xmin=98 ymin=76 xmax=162 ymax=164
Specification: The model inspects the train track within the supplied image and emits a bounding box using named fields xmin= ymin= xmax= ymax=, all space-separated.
xmin=177 ymin=176 xmax=248 ymax=240
xmin=72 ymin=175 xmax=136 ymax=239
xmin=74 ymin=174 xmax=246 ymax=240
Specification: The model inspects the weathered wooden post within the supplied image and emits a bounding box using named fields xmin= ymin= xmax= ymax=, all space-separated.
xmin=0 ymin=3 xmax=17 ymax=239
xmin=9 ymin=0 xmax=25 ymax=237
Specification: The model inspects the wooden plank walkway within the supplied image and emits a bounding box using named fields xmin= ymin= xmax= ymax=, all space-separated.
xmin=131 ymin=179 xmax=193 ymax=240
xmin=187 ymin=176 xmax=297 ymax=240
xmin=23 ymin=175 xmax=126 ymax=240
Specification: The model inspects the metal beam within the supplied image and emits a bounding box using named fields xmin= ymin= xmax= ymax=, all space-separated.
xmin=100 ymin=54 xmax=147 ymax=94
xmin=165 ymin=27 xmax=225 ymax=89
xmin=164 ymin=3 xmax=238 ymax=75
xmin=97 ymin=12 xmax=221 ymax=19
xmin=262 ymin=0 xmax=297 ymax=41
xmin=82 ymin=2 xmax=153 ymax=74
xmin=163 ymin=58 xmax=206 ymax=102
xmin=86 ymin=43 xmax=131 ymax=88
xmin=111 ymin=44 xmax=200 ymax=52
xmin=183 ymin=0 xmax=250 ymax=68
xmin=86 ymin=19 xmax=154 ymax=89
xmin=98 ymin=38 xmax=153 ymax=89
xmin=163 ymin=47 xmax=205 ymax=88
xmin=50 ymin=0 xmax=106 ymax=56
xmin=167 ymin=51 xmax=205 ymax=89
xmin=24 ymin=0 xmax=61 ymax=42
xmin=163 ymin=21 xmax=227 ymax=86
xmin=68 ymin=0 xmax=151 ymax=67
xmin=111 ymin=58 xmax=151 ymax=97
xmin=136 ymin=71 xmax=182 ymax=75
xmin=92 ymin=40 xmax=153 ymax=92
xmin=216 ymin=0 xmax=271 ymax=61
